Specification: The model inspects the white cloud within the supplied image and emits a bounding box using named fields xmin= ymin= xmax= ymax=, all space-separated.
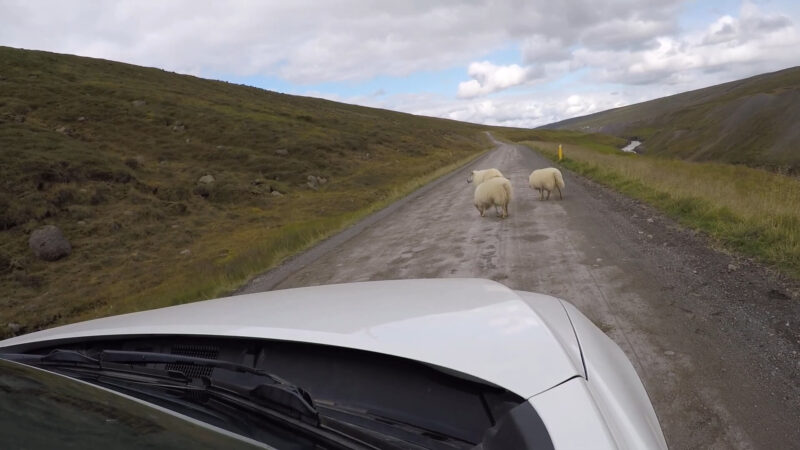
xmin=0 ymin=0 xmax=511 ymax=83
xmin=579 ymin=16 xmax=676 ymax=50
xmin=343 ymin=88 xmax=641 ymax=129
xmin=0 ymin=0 xmax=686 ymax=85
xmin=704 ymin=15 xmax=739 ymax=45
xmin=457 ymin=0 xmax=797 ymax=103
xmin=437 ymin=92 xmax=632 ymax=128
xmin=0 ymin=0 xmax=797 ymax=128
xmin=457 ymin=62 xmax=534 ymax=98
xmin=583 ymin=1 xmax=800 ymax=87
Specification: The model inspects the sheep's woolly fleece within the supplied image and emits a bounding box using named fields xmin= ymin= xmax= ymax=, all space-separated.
xmin=529 ymin=167 xmax=565 ymax=200
xmin=467 ymin=168 xmax=504 ymax=185
xmin=474 ymin=176 xmax=512 ymax=218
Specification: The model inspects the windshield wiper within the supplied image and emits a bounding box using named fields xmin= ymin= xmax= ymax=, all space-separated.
xmin=2 ymin=349 xmax=466 ymax=449
xmin=2 ymin=349 xmax=318 ymax=425
xmin=317 ymin=402 xmax=474 ymax=450
xmin=2 ymin=348 xmax=393 ymax=448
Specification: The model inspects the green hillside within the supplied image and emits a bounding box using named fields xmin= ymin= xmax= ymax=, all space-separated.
xmin=543 ymin=66 xmax=800 ymax=171
xmin=0 ymin=46 xmax=491 ymax=336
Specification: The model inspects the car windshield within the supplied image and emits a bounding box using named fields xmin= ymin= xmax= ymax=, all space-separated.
xmin=0 ymin=358 xmax=268 ymax=449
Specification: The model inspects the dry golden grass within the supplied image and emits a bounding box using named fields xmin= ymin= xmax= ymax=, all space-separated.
xmin=74 ymin=149 xmax=490 ymax=321
xmin=531 ymin=141 xmax=800 ymax=221
xmin=523 ymin=140 xmax=800 ymax=278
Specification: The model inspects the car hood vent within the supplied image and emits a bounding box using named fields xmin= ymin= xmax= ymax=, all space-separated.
xmin=165 ymin=344 xmax=220 ymax=378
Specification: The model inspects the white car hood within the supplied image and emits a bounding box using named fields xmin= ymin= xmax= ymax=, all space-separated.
xmin=0 ymin=278 xmax=582 ymax=398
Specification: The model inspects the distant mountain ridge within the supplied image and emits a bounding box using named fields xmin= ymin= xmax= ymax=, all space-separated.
xmin=541 ymin=66 xmax=800 ymax=171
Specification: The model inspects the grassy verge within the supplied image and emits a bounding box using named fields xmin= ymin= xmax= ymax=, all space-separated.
xmin=1 ymin=141 xmax=491 ymax=335
xmin=518 ymin=139 xmax=800 ymax=279
xmin=82 ymin=147 xmax=490 ymax=320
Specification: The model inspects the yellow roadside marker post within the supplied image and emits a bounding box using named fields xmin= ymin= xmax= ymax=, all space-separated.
xmin=558 ymin=144 xmax=563 ymax=161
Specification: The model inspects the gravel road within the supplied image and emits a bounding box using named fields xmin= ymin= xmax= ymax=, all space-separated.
xmin=239 ymin=137 xmax=800 ymax=449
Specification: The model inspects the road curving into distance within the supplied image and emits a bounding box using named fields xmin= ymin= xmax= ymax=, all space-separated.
xmin=239 ymin=134 xmax=800 ymax=449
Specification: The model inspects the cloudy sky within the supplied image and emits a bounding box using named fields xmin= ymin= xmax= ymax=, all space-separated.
xmin=2 ymin=0 xmax=798 ymax=127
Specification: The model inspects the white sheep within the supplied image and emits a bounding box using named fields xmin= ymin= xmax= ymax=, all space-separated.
xmin=474 ymin=176 xmax=512 ymax=218
xmin=467 ymin=168 xmax=504 ymax=185
xmin=529 ymin=168 xmax=565 ymax=200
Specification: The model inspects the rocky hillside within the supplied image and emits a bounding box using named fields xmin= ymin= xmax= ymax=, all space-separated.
xmin=0 ymin=46 xmax=490 ymax=336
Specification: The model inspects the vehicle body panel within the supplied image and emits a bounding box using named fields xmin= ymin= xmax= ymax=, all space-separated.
xmin=514 ymin=290 xmax=586 ymax=379
xmin=0 ymin=279 xmax=582 ymax=399
xmin=561 ymin=301 xmax=668 ymax=449
xmin=1 ymin=278 xmax=667 ymax=449
xmin=529 ymin=377 xmax=618 ymax=449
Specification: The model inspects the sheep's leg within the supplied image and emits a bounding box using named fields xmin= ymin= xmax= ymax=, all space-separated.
xmin=538 ymin=189 xmax=544 ymax=201
xmin=502 ymin=204 xmax=508 ymax=218
xmin=495 ymin=203 xmax=502 ymax=217
xmin=557 ymin=186 xmax=562 ymax=200
xmin=546 ymin=189 xmax=551 ymax=200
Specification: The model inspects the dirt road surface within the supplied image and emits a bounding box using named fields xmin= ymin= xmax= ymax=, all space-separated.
xmin=239 ymin=137 xmax=800 ymax=449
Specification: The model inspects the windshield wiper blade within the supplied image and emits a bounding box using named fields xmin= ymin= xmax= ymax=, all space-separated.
xmin=4 ymin=348 xmax=283 ymax=378
xmin=2 ymin=349 xmax=99 ymax=365
xmin=2 ymin=349 xmax=318 ymax=424
xmin=0 ymin=350 xmax=389 ymax=449
xmin=98 ymin=350 xmax=318 ymax=422
xmin=317 ymin=403 xmax=474 ymax=449
xmin=97 ymin=377 xmax=380 ymax=450
xmin=99 ymin=350 xmax=272 ymax=376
